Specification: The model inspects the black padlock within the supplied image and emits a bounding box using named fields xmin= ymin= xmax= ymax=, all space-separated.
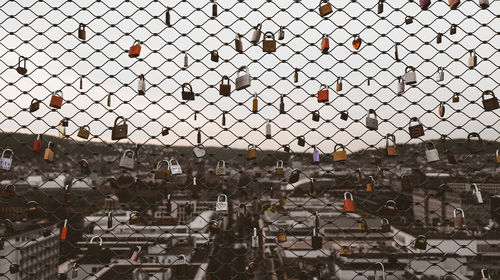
xmin=280 ymin=95 xmax=285 ymax=114
xmin=312 ymin=111 xmax=320 ymax=122
xmin=414 ymin=235 xmax=427 ymax=250
xmin=283 ymin=144 xmax=290 ymax=153
xmin=61 ymin=118 xmax=69 ymax=127
xmin=436 ymin=33 xmax=442 ymax=44
xmin=212 ymin=1 xmax=217 ymax=17
xmin=297 ymin=136 xmax=305 ymax=147
xmin=210 ymin=50 xmax=219 ymax=62
xmin=450 ymin=24 xmax=457 ymax=35
xmin=378 ymin=0 xmax=383 ymax=14
xmin=340 ymin=111 xmax=348 ymax=121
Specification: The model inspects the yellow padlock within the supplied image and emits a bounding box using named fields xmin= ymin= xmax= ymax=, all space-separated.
xmin=366 ymin=176 xmax=374 ymax=192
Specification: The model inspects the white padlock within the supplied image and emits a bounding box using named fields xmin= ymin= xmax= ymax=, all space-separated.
xmin=265 ymin=120 xmax=271 ymax=139
xmin=472 ymin=183 xmax=484 ymax=204
xmin=138 ymin=74 xmax=146 ymax=95
xmin=425 ymin=142 xmax=440 ymax=163
xmin=251 ymin=23 xmax=262 ymax=44
xmin=397 ymin=76 xmax=405 ymax=94
xmin=235 ymin=66 xmax=251 ymax=91
xmin=404 ymin=66 xmax=417 ymax=85
xmin=0 ymin=149 xmax=13 ymax=171
xmin=169 ymin=159 xmax=182 ymax=175
xmin=119 ymin=150 xmax=135 ymax=170
xmin=216 ymin=194 xmax=228 ymax=211
xmin=251 ymin=227 xmax=258 ymax=248
xmin=435 ymin=67 xmax=444 ymax=82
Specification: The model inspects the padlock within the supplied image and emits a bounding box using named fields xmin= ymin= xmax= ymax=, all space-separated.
xmin=453 ymin=208 xmax=465 ymax=229
xmin=356 ymin=168 xmax=363 ymax=184
xmin=129 ymin=211 xmax=140 ymax=224
xmin=193 ymin=144 xmax=206 ymax=158
xmin=88 ymin=236 xmax=103 ymax=256
xmin=128 ymin=40 xmax=141 ymax=58
xmin=397 ymin=76 xmax=405 ymax=94
xmin=365 ymin=109 xmax=379 ymax=130
xmin=452 ymin=92 xmax=460 ymax=102
xmin=210 ymin=50 xmax=219 ymax=62
xmin=44 ymin=141 xmax=54 ymax=162
xmin=165 ymin=7 xmax=171 ymax=26
xmin=313 ymin=146 xmax=320 ymax=164
xmin=237 ymin=204 xmax=247 ymax=228
xmin=297 ymin=136 xmax=305 ymax=147
xmin=380 ymin=218 xmax=391 ymax=232
xmin=405 ymin=16 xmax=413 ymax=24
xmin=312 ymin=110 xmax=320 ymax=122
xmin=246 ymin=144 xmax=257 ymax=160
xmin=252 ymin=93 xmax=258 ymax=113
xmin=16 ymin=56 xmax=27 ymax=75
xmin=111 ymin=117 xmax=128 ymax=140
xmin=137 ymin=74 xmax=146 ymax=95
xmin=496 ymin=150 xmax=500 ymax=164
xmin=320 ymin=34 xmax=329 ymax=54
xmin=197 ymin=128 xmax=202 ymax=144
xmin=219 ymin=76 xmax=231 ymax=96
xmin=343 ymin=192 xmax=356 ymax=212
xmin=311 ymin=227 xmax=322 ymax=249
xmin=401 ymin=175 xmax=412 ymax=191
xmin=235 ymin=66 xmax=251 ymax=90
xmin=450 ymin=24 xmax=457 ymax=35
xmin=352 ymin=36 xmax=362 ymax=50
xmin=317 ymin=84 xmax=329 ymax=102
xmin=265 ymin=120 xmax=272 ymax=139
xmin=50 ymin=90 xmax=63 ymax=108
xmin=0 ymin=149 xmax=13 ymax=171
xmin=409 ymin=117 xmax=425 ymax=138
xmin=61 ymin=219 xmax=68 ymax=240
xmin=9 ymin=264 xmax=19 ymax=274
xmin=366 ymin=176 xmax=374 ymax=192
xmin=439 ymin=101 xmax=446 ymax=118
xmin=279 ymin=95 xmax=285 ymax=114
xmin=277 ymin=229 xmax=287 ymax=243
xmin=481 ymin=269 xmax=491 ymax=280
xmin=333 ymin=144 xmax=347 ymax=162
xmin=262 ymin=32 xmax=276 ymax=53
xmin=107 ymin=212 xmax=112 ymax=229
xmin=378 ymin=0 xmax=384 ymax=13
xmin=27 ymin=201 xmax=39 ymax=219
xmin=414 ymin=235 xmax=427 ymax=250
xmin=251 ymin=24 xmax=262 ymax=44
xmin=436 ymin=33 xmax=442 ymax=44
xmin=340 ymin=111 xmax=348 ymax=121
xmin=394 ymin=43 xmax=399 ymax=61
xmin=58 ymin=120 xmax=66 ymax=138
xmin=479 ymin=0 xmax=489 ymax=9
xmin=183 ymin=52 xmax=188 ymax=67
xmin=131 ymin=246 xmax=141 ymax=261
xmin=482 ymin=90 xmax=499 ymax=111
xmin=386 ymin=134 xmax=399 ymax=156
xmin=235 ymin=33 xmax=243 ymax=53
xmin=334 ymin=78 xmax=343 ymax=93
xmin=294 ymin=68 xmax=299 ymax=83
xmin=216 ymin=160 xmax=226 ymax=176
xmin=283 ymin=144 xmax=291 ymax=153
xmin=252 ymin=228 xmax=259 ymax=248
xmin=119 ymin=150 xmax=135 ymax=170
xmin=79 ymin=159 xmax=90 ymax=175
xmin=154 ymin=160 xmax=171 ymax=179
xmin=435 ymin=67 xmax=444 ymax=82
xmin=221 ymin=111 xmax=226 ymax=126
xmin=319 ymin=0 xmax=333 ymax=17
xmin=245 ymin=262 xmax=256 ymax=277
xmin=425 ymin=142 xmax=440 ymax=163
xmin=175 ymin=255 xmax=188 ymax=277
xmin=382 ymin=200 xmax=397 ymax=216
xmin=289 ymin=169 xmax=300 ymax=183
xmin=181 ymin=83 xmax=195 ymax=100
xmin=340 ymin=245 xmax=352 ymax=256
xmin=77 ymin=126 xmax=90 ymax=139
xmin=169 ymin=159 xmax=182 ymax=175
xmin=467 ymin=132 xmax=484 ymax=153
xmin=161 ymin=127 xmax=169 ymax=136
xmin=268 ymin=204 xmax=278 ymax=213
xmin=359 ymin=219 xmax=368 ymax=231
xmin=29 ymin=99 xmax=39 ymax=112
xmin=72 ymin=264 xmax=79 ymax=278
xmin=468 ymin=49 xmax=477 ymax=68
xmin=449 ymin=0 xmax=460 ymax=9
xmin=78 ymin=23 xmax=86 ymax=40
xmin=472 ymin=183 xmax=484 ymax=204
xmin=404 ymin=66 xmax=417 ymax=85
xmin=212 ymin=0 xmax=217 ymax=16
xmin=216 ymin=194 xmax=228 ymax=211
xmin=1 ymin=185 xmax=15 ymax=198
xmin=278 ymin=26 xmax=285 ymax=40
xmin=275 ymin=160 xmax=284 ymax=175
xmin=420 ymin=0 xmax=431 ymax=9
xmin=446 ymin=150 xmax=458 ymax=164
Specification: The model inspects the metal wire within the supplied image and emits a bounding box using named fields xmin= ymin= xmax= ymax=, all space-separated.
xmin=0 ymin=0 xmax=499 ymax=279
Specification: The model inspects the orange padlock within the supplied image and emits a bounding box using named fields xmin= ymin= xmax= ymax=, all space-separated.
xmin=321 ymin=34 xmax=329 ymax=54
xmin=343 ymin=192 xmax=355 ymax=212
xmin=49 ymin=90 xmax=63 ymax=109
xmin=128 ymin=40 xmax=142 ymax=58
xmin=317 ymin=84 xmax=329 ymax=103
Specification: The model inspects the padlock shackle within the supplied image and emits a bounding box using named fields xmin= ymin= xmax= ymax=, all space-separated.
xmin=139 ymin=73 xmax=145 ymax=80
xmin=63 ymin=218 xmax=67 ymax=228
xmin=114 ymin=116 xmax=126 ymax=126
xmin=425 ymin=142 xmax=436 ymax=150
xmin=375 ymin=262 xmax=386 ymax=280
xmin=238 ymin=203 xmax=247 ymax=215
xmin=156 ymin=159 xmax=170 ymax=170
xmin=467 ymin=132 xmax=482 ymax=141
xmin=53 ymin=90 xmax=63 ymax=98
xmin=90 ymin=236 xmax=103 ymax=245
xmin=367 ymin=109 xmax=377 ymax=118
xmin=482 ymin=90 xmax=496 ymax=100
xmin=1 ymin=149 xmax=13 ymax=158
xmin=221 ymin=75 xmax=230 ymax=84
xmin=18 ymin=56 xmax=26 ymax=67
xmin=132 ymin=39 xmax=140 ymax=46
xmin=368 ymin=176 xmax=375 ymax=184
xmin=386 ymin=200 xmax=397 ymax=208
xmin=496 ymin=149 xmax=500 ymax=156
xmin=47 ymin=141 xmax=53 ymax=148
xmin=31 ymin=99 xmax=39 ymax=105
xmin=319 ymin=0 xmax=331 ymax=7
xmin=276 ymin=160 xmax=283 ymax=168
xmin=136 ymin=246 xmax=141 ymax=253
xmin=217 ymin=194 xmax=227 ymax=202
xmin=472 ymin=183 xmax=480 ymax=192
xmin=319 ymin=84 xmax=328 ymax=90
xmin=73 ymin=263 xmax=78 ymax=271
xmin=3 ymin=184 xmax=15 ymax=192
xmin=453 ymin=208 xmax=464 ymax=217
xmin=217 ymin=160 xmax=225 ymax=168
xmin=334 ymin=143 xmax=345 ymax=151
xmin=405 ymin=66 xmax=415 ymax=73
xmin=248 ymin=144 xmax=255 ymax=149
xmin=381 ymin=218 xmax=389 ymax=225
xmin=169 ymin=159 xmax=179 ymax=166
xmin=181 ymin=83 xmax=193 ymax=92
xmin=409 ymin=117 xmax=421 ymax=126
xmin=178 ymin=254 xmax=187 ymax=264
xmin=79 ymin=23 xmax=85 ymax=30
xmin=237 ymin=65 xmax=248 ymax=76
xmin=123 ymin=149 xmax=134 ymax=158
xmin=264 ymin=31 xmax=275 ymax=39
xmin=253 ymin=227 xmax=257 ymax=236
xmin=386 ymin=133 xmax=396 ymax=147
xmin=344 ymin=192 xmax=353 ymax=200
xmin=481 ymin=269 xmax=489 ymax=279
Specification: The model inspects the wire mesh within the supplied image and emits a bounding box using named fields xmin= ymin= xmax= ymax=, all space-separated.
xmin=0 ymin=0 xmax=499 ymax=279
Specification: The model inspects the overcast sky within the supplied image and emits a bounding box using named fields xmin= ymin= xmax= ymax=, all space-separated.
xmin=0 ymin=0 xmax=498 ymax=154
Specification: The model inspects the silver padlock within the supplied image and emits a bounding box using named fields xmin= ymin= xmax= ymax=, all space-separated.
xmin=425 ymin=142 xmax=440 ymax=163
xmin=216 ymin=160 xmax=226 ymax=176
xmin=472 ymin=183 xmax=483 ymax=204
xmin=169 ymin=159 xmax=182 ymax=175
xmin=435 ymin=67 xmax=444 ymax=82
xmin=468 ymin=49 xmax=477 ymax=68
xmin=365 ymin=109 xmax=379 ymax=130
xmin=265 ymin=120 xmax=271 ymax=139
xmin=479 ymin=0 xmax=489 ymax=9
xmin=397 ymin=76 xmax=405 ymax=93
xmin=251 ymin=228 xmax=258 ymax=248
xmin=216 ymin=194 xmax=228 ymax=211
xmin=138 ymin=74 xmax=146 ymax=95
xmin=184 ymin=52 xmax=188 ymax=68
xmin=192 ymin=144 xmax=206 ymax=158
xmin=0 ymin=149 xmax=13 ymax=171
xmin=251 ymin=23 xmax=262 ymax=44
xmin=119 ymin=149 xmax=135 ymax=170
xmin=235 ymin=65 xmax=251 ymax=90
xmin=404 ymin=66 xmax=417 ymax=85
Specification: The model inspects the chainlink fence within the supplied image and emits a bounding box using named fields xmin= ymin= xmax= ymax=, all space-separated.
xmin=0 ymin=0 xmax=499 ymax=279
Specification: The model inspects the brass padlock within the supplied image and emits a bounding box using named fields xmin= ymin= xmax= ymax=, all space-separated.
xmin=409 ymin=117 xmax=425 ymax=138
xmin=252 ymin=93 xmax=258 ymax=113
xmin=275 ymin=160 xmax=284 ymax=175
xmin=359 ymin=219 xmax=368 ymax=231
xmin=453 ymin=208 xmax=465 ymax=229
xmin=336 ymin=77 xmax=343 ymax=91
xmin=246 ymin=144 xmax=257 ymax=160
xmin=333 ymin=143 xmax=347 ymax=162
xmin=468 ymin=49 xmax=477 ymax=68
xmin=366 ymin=176 xmax=374 ymax=192
xmin=319 ymin=0 xmax=333 ymax=17
xmin=277 ymin=229 xmax=287 ymax=243
xmin=77 ymin=126 xmax=90 ymax=139
xmin=262 ymin=32 xmax=276 ymax=53
xmin=439 ymin=101 xmax=446 ymax=118
xmin=386 ymin=134 xmax=399 ymax=156
xmin=380 ymin=218 xmax=391 ymax=232
xmin=496 ymin=149 xmax=500 ymax=164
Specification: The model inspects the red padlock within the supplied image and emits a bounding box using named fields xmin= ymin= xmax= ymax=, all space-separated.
xmin=49 ymin=90 xmax=63 ymax=109
xmin=344 ymin=192 xmax=356 ymax=212
xmin=321 ymin=34 xmax=329 ymax=54
xmin=128 ymin=40 xmax=142 ymax=58
xmin=317 ymin=84 xmax=329 ymax=103
xmin=60 ymin=219 xmax=68 ymax=240
xmin=33 ymin=134 xmax=43 ymax=152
